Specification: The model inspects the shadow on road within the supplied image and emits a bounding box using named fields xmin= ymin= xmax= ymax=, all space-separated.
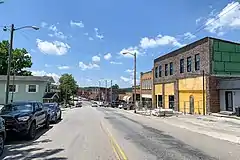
xmin=1 ymin=126 xmax=67 ymax=160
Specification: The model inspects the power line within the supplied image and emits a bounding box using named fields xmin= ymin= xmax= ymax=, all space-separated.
xmin=166 ymin=2 xmax=240 ymax=53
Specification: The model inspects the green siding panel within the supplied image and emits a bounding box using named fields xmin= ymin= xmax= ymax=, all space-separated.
xmin=218 ymin=41 xmax=236 ymax=52
xmin=213 ymin=61 xmax=225 ymax=72
xmin=225 ymin=62 xmax=240 ymax=72
xmin=213 ymin=52 xmax=222 ymax=61
xmin=221 ymin=52 xmax=230 ymax=61
xmin=212 ymin=39 xmax=240 ymax=76
xmin=230 ymin=53 xmax=240 ymax=62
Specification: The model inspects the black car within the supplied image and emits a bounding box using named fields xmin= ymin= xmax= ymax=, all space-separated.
xmin=76 ymin=102 xmax=82 ymax=108
xmin=0 ymin=101 xmax=50 ymax=140
xmin=0 ymin=117 xmax=6 ymax=156
xmin=43 ymin=103 xmax=62 ymax=123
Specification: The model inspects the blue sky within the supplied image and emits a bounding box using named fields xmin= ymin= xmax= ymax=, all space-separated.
xmin=0 ymin=0 xmax=240 ymax=87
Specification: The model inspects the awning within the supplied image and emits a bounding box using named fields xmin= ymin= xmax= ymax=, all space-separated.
xmin=123 ymin=96 xmax=131 ymax=102
xmin=142 ymin=94 xmax=152 ymax=99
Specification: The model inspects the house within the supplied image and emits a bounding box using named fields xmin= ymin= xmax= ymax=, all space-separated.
xmin=140 ymin=70 xmax=153 ymax=108
xmin=153 ymin=37 xmax=240 ymax=115
xmin=0 ymin=75 xmax=56 ymax=104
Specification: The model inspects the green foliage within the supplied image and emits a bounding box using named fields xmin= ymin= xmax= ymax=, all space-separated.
xmin=112 ymin=84 xmax=119 ymax=89
xmin=59 ymin=74 xmax=78 ymax=103
xmin=0 ymin=40 xmax=32 ymax=75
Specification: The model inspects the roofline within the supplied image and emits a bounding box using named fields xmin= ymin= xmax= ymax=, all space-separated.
xmin=154 ymin=37 xmax=240 ymax=63
xmin=141 ymin=70 xmax=152 ymax=75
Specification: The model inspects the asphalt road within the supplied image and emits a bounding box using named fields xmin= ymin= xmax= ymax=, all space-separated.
xmin=1 ymin=102 xmax=240 ymax=160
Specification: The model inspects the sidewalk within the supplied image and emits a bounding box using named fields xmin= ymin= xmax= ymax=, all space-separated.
xmin=121 ymin=109 xmax=240 ymax=144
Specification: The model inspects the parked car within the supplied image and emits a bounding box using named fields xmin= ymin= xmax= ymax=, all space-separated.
xmin=76 ymin=102 xmax=82 ymax=108
xmin=91 ymin=102 xmax=98 ymax=107
xmin=43 ymin=103 xmax=62 ymax=123
xmin=0 ymin=117 xmax=6 ymax=156
xmin=0 ymin=101 xmax=50 ymax=140
xmin=99 ymin=101 xmax=104 ymax=107
xmin=111 ymin=101 xmax=119 ymax=108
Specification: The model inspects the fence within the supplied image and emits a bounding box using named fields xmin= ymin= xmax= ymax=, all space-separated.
xmin=180 ymin=100 xmax=204 ymax=115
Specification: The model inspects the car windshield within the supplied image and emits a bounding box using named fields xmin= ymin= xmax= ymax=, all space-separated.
xmin=1 ymin=103 xmax=33 ymax=113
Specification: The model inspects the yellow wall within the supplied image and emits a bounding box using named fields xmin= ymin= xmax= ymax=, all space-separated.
xmin=164 ymin=83 xmax=174 ymax=109
xmin=178 ymin=77 xmax=206 ymax=115
xmin=155 ymin=84 xmax=162 ymax=95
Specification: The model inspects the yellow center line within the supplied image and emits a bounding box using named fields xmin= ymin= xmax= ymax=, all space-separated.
xmin=100 ymin=121 xmax=128 ymax=160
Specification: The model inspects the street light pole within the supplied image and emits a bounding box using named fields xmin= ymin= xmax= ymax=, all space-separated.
xmin=134 ymin=53 xmax=137 ymax=110
xmin=5 ymin=24 xmax=14 ymax=104
xmin=4 ymin=24 xmax=39 ymax=104
xmin=122 ymin=51 xmax=137 ymax=110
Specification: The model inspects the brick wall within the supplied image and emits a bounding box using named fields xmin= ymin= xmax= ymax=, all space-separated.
xmin=208 ymin=76 xmax=220 ymax=113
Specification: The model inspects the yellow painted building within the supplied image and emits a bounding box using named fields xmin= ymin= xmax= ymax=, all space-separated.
xmin=178 ymin=77 xmax=206 ymax=115
xmin=164 ymin=83 xmax=174 ymax=109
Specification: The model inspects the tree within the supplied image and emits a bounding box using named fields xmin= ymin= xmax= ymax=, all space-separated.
xmin=112 ymin=84 xmax=119 ymax=89
xmin=59 ymin=74 xmax=78 ymax=104
xmin=0 ymin=40 xmax=32 ymax=75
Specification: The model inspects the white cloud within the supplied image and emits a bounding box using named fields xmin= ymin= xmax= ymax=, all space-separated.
xmin=79 ymin=62 xmax=100 ymax=70
xmin=70 ymin=20 xmax=84 ymax=28
xmin=120 ymin=76 xmax=131 ymax=82
xmin=196 ymin=17 xmax=203 ymax=24
xmin=31 ymin=70 xmax=60 ymax=84
xmin=183 ymin=32 xmax=196 ymax=39
xmin=48 ymin=25 xmax=67 ymax=39
xmin=88 ymin=37 xmax=94 ymax=41
xmin=84 ymin=33 xmax=89 ymax=36
xmin=36 ymin=39 xmax=70 ymax=56
xmin=125 ymin=69 xmax=133 ymax=73
xmin=140 ymin=35 xmax=184 ymax=49
xmin=94 ymin=28 xmax=104 ymax=40
xmin=92 ymin=55 xmax=101 ymax=62
xmin=41 ymin=22 xmax=48 ymax=28
xmin=110 ymin=61 xmax=122 ymax=65
xmin=104 ymin=53 xmax=112 ymax=60
xmin=44 ymin=64 xmax=51 ymax=67
xmin=58 ymin=65 xmax=70 ymax=70
xmin=204 ymin=2 xmax=240 ymax=35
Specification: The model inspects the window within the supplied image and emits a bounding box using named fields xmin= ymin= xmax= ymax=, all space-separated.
xmin=158 ymin=95 xmax=163 ymax=107
xmin=158 ymin=65 xmax=162 ymax=77
xmin=180 ymin=59 xmax=184 ymax=73
xmin=28 ymin=85 xmax=37 ymax=93
xmin=165 ymin=64 xmax=168 ymax=76
xmin=169 ymin=95 xmax=174 ymax=109
xmin=9 ymin=85 xmax=16 ymax=92
xmin=155 ymin=66 xmax=158 ymax=78
xmin=195 ymin=54 xmax=200 ymax=71
xmin=169 ymin=62 xmax=173 ymax=75
xmin=187 ymin=56 xmax=192 ymax=72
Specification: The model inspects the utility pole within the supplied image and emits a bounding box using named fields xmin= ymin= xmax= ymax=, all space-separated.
xmin=11 ymin=68 xmax=16 ymax=103
xmin=202 ymin=70 xmax=206 ymax=115
xmin=98 ymin=81 xmax=101 ymax=102
xmin=111 ymin=80 xmax=113 ymax=103
xmin=105 ymin=80 xmax=107 ymax=103
xmin=5 ymin=24 xmax=14 ymax=105
xmin=134 ymin=52 xmax=137 ymax=110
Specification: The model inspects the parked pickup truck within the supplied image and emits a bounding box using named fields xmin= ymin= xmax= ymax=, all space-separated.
xmin=0 ymin=101 xmax=50 ymax=140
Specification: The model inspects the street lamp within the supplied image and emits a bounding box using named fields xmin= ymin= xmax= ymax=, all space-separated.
xmin=3 ymin=24 xmax=39 ymax=104
xmin=122 ymin=51 xmax=137 ymax=111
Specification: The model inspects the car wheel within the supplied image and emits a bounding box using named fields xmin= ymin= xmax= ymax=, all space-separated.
xmin=0 ymin=134 xmax=4 ymax=156
xmin=27 ymin=122 xmax=36 ymax=140
xmin=44 ymin=116 xmax=50 ymax=129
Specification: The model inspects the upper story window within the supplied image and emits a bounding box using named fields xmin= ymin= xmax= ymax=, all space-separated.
xmin=195 ymin=54 xmax=200 ymax=71
xmin=169 ymin=62 xmax=173 ymax=75
xmin=155 ymin=66 xmax=158 ymax=78
xmin=9 ymin=85 xmax=17 ymax=93
xmin=187 ymin=56 xmax=192 ymax=72
xmin=165 ymin=64 xmax=168 ymax=76
xmin=27 ymin=85 xmax=38 ymax=93
xmin=158 ymin=65 xmax=162 ymax=77
xmin=180 ymin=59 xmax=184 ymax=73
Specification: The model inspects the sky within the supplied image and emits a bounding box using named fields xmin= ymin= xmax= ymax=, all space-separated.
xmin=0 ymin=0 xmax=240 ymax=87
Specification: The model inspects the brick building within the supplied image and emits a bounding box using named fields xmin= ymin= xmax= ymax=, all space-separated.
xmin=140 ymin=70 xmax=153 ymax=108
xmin=153 ymin=37 xmax=240 ymax=115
